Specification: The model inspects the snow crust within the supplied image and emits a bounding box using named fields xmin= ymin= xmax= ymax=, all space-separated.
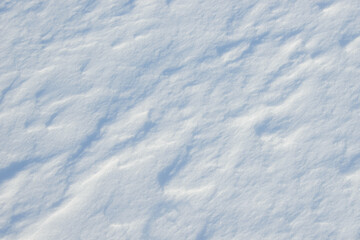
xmin=0 ymin=0 xmax=360 ymax=239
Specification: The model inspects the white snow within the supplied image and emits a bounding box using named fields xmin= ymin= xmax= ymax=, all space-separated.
xmin=0 ymin=0 xmax=360 ymax=239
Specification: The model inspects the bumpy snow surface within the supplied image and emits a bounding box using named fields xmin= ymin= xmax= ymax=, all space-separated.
xmin=1 ymin=0 xmax=360 ymax=239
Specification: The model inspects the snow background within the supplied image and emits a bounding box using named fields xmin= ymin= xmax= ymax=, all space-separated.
xmin=1 ymin=0 xmax=360 ymax=239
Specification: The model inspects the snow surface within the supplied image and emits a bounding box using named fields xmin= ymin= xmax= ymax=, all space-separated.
xmin=0 ymin=0 xmax=360 ymax=239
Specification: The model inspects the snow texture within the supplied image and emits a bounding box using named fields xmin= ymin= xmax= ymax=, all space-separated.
xmin=0 ymin=0 xmax=360 ymax=239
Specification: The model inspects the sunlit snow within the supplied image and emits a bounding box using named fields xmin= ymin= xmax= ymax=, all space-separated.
xmin=1 ymin=0 xmax=360 ymax=239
